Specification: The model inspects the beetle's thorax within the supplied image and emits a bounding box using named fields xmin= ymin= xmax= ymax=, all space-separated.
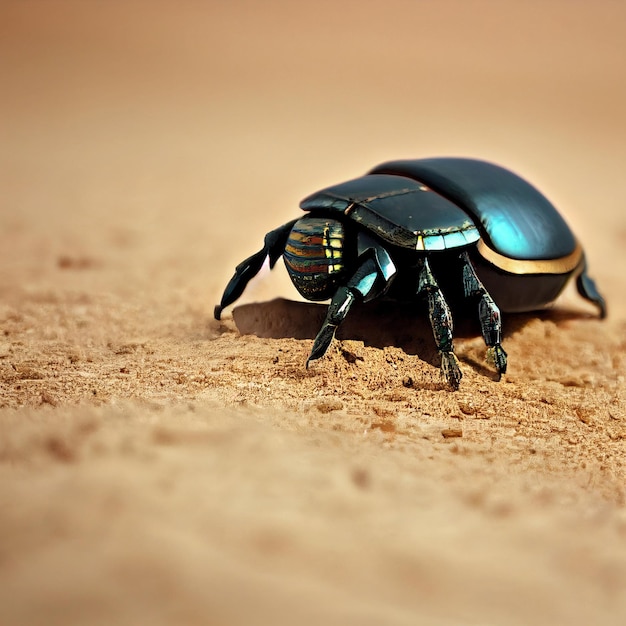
xmin=283 ymin=216 xmax=348 ymax=301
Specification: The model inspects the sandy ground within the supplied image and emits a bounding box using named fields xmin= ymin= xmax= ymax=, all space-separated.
xmin=1 ymin=1 xmax=626 ymax=624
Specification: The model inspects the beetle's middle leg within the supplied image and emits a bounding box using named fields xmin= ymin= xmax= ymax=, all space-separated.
xmin=417 ymin=257 xmax=462 ymax=390
xmin=460 ymin=251 xmax=507 ymax=376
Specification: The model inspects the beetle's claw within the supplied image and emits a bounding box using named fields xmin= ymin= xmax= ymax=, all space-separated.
xmin=487 ymin=345 xmax=507 ymax=375
xmin=307 ymin=324 xmax=337 ymax=366
xmin=440 ymin=352 xmax=462 ymax=390
xmin=307 ymin=283 xmax=362 ymax=369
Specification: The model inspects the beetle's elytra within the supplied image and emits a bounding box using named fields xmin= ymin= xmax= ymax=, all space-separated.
xmin=215 ymin=158 xmax=606 ymax=389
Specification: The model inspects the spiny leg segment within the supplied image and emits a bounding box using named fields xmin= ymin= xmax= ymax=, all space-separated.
xmin=417 ymin=257 xmax=462 ymax=390
xmin=460 ymin=251 xmax=507 ymax=376
xmin=214 ymin=220 xmax=297 ymax=320
xmin=307 ymin=233 xmax=397 ymax=366
xmin=307 ymin=257 xmax=389 ymax=366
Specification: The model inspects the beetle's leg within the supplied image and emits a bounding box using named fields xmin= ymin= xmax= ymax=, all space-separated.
xmin=306 ymin=285 xmax=357 ymax=366
xmin=576 ymin=257 xmax=607 ymax=319
xmin=460 ymin=251 xmax=507 ymax=376
xmin=417 ymin=257 xmax=462 ymax=390
xmin=307 ymin=238 xmax=397 ymax=366
xmin=307 ymin=258 xmax=386 ymax=366
xmin=214 ymin=219 xmax=298 ymax=320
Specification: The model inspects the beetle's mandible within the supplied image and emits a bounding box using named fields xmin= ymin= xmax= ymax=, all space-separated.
xmin=214 ymin=157 xmax=606 ymax=389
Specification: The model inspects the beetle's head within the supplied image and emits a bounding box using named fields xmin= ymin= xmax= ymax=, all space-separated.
xmin=283 ymin=216 xmax=347 ymax=301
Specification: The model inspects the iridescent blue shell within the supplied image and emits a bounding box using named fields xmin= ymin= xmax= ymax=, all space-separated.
xmin=300 ymin=174 xmax=479 ymax=252
xmin=369 ymin=158 xmax=577 ymax=261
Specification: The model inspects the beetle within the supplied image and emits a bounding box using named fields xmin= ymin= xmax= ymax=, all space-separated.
xmin=214 ymin=157 xmax=606 ymax=389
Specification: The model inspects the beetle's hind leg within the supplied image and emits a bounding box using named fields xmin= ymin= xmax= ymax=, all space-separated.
xmin=576 ymin=257 xmax=607 ymax=319
xmin=417 ymin=257 xmax=462 ymax=390
xmin=214 ymin=220 xmax=298 ymax=320
xmin=460 ymin=251 xmax=507 ymax=376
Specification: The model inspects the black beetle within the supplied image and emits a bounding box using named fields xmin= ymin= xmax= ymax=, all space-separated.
xmin=215 ymin=158 xmax=606 ymax=389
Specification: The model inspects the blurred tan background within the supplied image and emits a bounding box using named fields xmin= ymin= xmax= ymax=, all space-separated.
xmin=1 ymin=2 xmax=625 ymax=625
xmin=2 ymin=0 xmax=625 ymax=307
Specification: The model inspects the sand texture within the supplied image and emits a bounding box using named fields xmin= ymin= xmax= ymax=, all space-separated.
xmin=1 ymin=2 xmax=626 ymax=624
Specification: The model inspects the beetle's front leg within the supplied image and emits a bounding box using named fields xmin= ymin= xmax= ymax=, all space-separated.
xmin=307 ymin=241 xmax=396 ymax=366
xmin=214 ymin=220 xmax=298 ymax=320
xmin=460 ymin=251 xmax=507 ymax=376
xmin=417 ymin=257 xmax=462 ymax=390
xmin=306 ymin=286 xmax=356 ymax=366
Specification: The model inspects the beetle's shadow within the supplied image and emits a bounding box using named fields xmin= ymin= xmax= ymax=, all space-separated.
xmin=232 ymin=298 xmax=594 ymax=372
xmin=233 ymin=298 xmax=440 ymax=363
